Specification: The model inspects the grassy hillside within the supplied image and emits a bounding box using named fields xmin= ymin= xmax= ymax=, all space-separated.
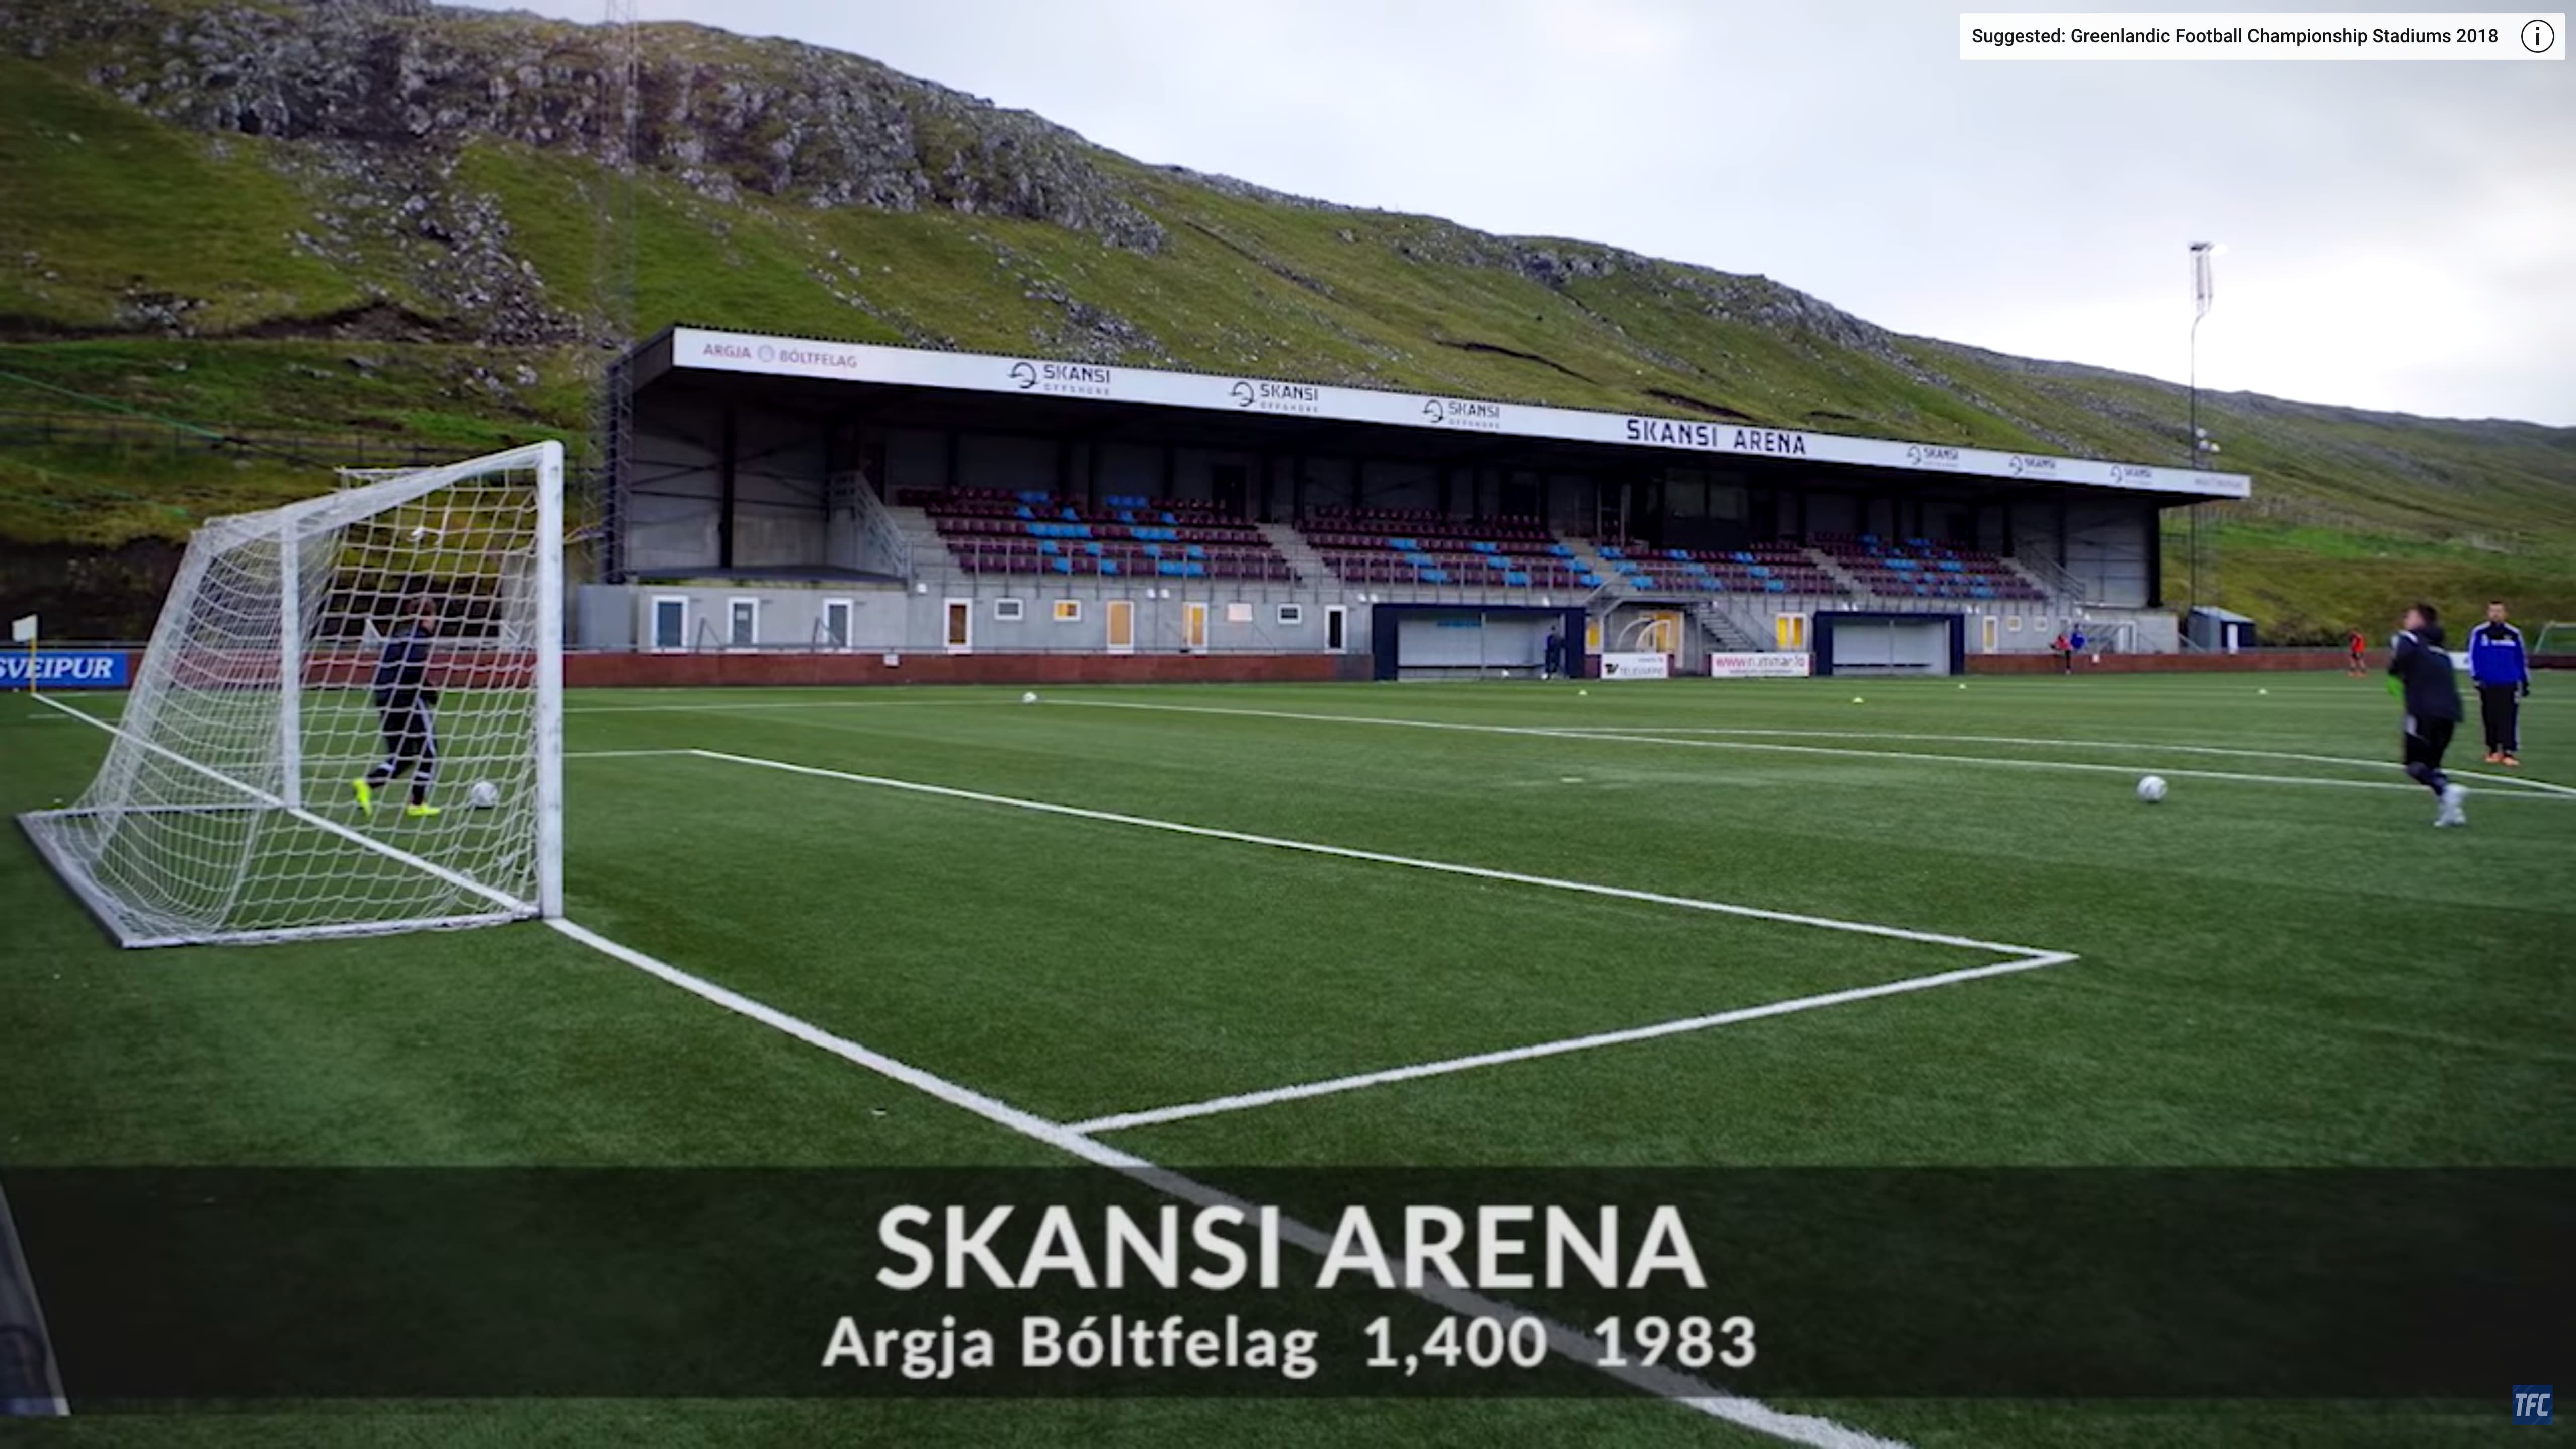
xmin=1 ymin=6 xmax=2570 ymax=640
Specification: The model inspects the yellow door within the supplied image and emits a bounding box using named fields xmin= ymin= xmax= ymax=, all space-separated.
xmin=1648 ymin=610 xmax=1681 ymax=655
xmin=1981 ymin=615 xmax=2000 ymax=652
xmin=1106 ymin=599 xmax=1134 ymax=654
xmin=943 ymin=599 xmax=971 ymax=652
xmin=1775 ymin=613 xmax=1809 ymax=650
xmin=1183 ymin=602 xmax=1209 ymax=651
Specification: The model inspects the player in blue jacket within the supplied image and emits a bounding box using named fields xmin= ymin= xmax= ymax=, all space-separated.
xmin=2467 ymin=599 xmax=2530 ymax=766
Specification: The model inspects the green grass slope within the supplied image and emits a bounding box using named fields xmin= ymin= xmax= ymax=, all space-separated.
xmin=1 ymin=7 xmax=2570 ymax=638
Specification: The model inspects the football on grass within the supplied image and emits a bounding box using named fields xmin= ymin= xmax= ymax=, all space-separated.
xmin=467 ymin=780 xmax=501 ymax=809
xmin=2137 ymin=775 xmax=2167 ymax=804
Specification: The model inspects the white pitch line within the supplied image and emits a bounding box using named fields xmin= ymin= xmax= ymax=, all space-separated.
xmin=565 ymin=700 xmax=907 ymax=715
xmin=564 ymin=748 xmax=702 ymax=759
xmin=545 ymin=916 xmax=1910 ymax=1449
xmin=1046 ymin=699 xmax=2574 ymax=799
xmin=1551 ymin=727 xmax=2576 ymax=798
xmin=684 ymin=748 xmax=2055 ymax=957
xmin=1069 ymin=951 xmax=2077 ymax=1136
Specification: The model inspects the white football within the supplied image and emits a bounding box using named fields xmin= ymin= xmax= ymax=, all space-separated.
xmin=1021 ymin=691 xmax=1038 ymax=704
xmin=2137 ymin=775 xmax=2167 ymax=804
xmin=468 ymin=780 xmax=501 ymax=809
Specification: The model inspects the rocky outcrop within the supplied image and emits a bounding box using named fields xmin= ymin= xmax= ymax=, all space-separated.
xmin=10 ymin=0 xmax=1166 ymax=252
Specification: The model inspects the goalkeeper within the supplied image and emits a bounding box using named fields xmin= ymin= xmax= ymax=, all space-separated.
xmin=355 ymin=594 xmax=443 ymax=819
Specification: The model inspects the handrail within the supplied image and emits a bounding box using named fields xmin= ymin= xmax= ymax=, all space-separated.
xmin=2007 ymin=552 xmax=2091 ymax=604
xmin=830 ymin=472 xmax=914 ymax=583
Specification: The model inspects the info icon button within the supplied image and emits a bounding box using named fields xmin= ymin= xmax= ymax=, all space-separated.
xmin=2524 ymin=18 xmax=2557 ymax=53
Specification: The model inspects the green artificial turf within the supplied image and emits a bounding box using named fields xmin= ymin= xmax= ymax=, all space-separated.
xmin=2 ymin=673 xmax=2567 ymax=1446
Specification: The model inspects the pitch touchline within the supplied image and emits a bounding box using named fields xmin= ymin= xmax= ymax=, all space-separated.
xmin=1045 ymin=700 xmax=2573 ymax=799
xmin=1067 ymin=951 xmax=2076 ymax=1136
xmin=682 ymin=748 xmax=2055 ymax=956
xmin=547 ymin=916 xmax=1910 ymax=1449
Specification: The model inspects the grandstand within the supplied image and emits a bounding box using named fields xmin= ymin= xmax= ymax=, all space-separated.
xmin=904 ymin=488 xmax=1295 ymax=582
xmin=580 ymin=326 xmax=2251 ymax=672
xmin=1304 ymin=507 xmax=1590 ymax=591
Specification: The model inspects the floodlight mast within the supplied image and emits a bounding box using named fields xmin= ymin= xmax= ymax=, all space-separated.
xmin=2186 ymin=242 xmax=2221 ymax=615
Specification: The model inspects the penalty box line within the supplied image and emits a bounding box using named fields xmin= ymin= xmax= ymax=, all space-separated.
xmin=546 ymin=913 xmax=1916 ymax=1449
xmin=1067 ymin=950 xmax=2074 ymax=1136
xmin=666 ymin=746 xmax=2077 ymax=1132
xmin=680 ymin=748 xmax=2060 ymax=957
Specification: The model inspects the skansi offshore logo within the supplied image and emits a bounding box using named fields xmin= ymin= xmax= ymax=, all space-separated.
xmin=2514 ymin=1385 xmax=2552 ymax=1425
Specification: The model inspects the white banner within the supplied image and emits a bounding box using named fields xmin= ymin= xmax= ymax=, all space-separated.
xmin=1962 ymin=13 xmax=2564 ymax=60
xmin=668 ymin=328 xmax=2251 ymax=500
xmin=1707 ymin=652 xmax=1812 ymax=679
xmin=1598 ymin=652 xmax=1672 ymax=680
xmin=9 ymin=614 xmax=35 ymax=644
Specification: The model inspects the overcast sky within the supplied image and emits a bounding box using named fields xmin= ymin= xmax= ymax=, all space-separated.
xmin=461 ymin=0 xmax=2576 ymax=426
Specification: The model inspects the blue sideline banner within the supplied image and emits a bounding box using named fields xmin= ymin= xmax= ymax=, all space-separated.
xmin=0 ymin=651 xmax=131 ymax=689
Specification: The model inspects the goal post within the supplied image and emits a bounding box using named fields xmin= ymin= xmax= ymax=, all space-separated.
xmin=19 ymin=441 xmax=564 ymax=948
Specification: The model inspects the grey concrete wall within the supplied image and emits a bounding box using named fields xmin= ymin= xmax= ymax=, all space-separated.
xmin=575 ymin=580 xmax=1360 ymax=656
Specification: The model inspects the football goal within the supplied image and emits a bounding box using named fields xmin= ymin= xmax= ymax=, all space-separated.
xmin=20 ymin=442 xmax=564 ymax=948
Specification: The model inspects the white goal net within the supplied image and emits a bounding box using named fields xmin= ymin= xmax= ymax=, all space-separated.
xmin=19 ymin=442 xmax=563 ymax=948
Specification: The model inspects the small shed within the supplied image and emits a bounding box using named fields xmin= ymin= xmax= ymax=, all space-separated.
xmin=2186 ymin=606 xmax=2258 ymax=653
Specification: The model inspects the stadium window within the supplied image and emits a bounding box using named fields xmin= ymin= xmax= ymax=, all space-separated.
xmin=822 ymin=598 xmax=853 ymax=649
xmin=1226 ymin=601 xmax=1254 ymax=625
xmin=1054 ymin=600 xmax=1083 ymax=623
xmin=994 ymin=598 xmax=1025 ymax=622
xmin=2007 ymin=615 xmax=2023 ymax=632
xmin=1278 ymin=603 xmax=1305 ymax=626
xmin=650 ymin=596 xmax=688 ymax=652
xmin=727 ymin=597 xmax=759 ymax=649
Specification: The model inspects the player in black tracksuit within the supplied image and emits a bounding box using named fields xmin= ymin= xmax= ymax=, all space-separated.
xmin=2388 ymin=602 xmax=2467 ymax=828
xmin=357 ymin=595 xmax=442 ymax=818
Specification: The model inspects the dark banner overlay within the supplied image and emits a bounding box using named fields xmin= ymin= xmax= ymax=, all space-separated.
xmin=5 ymin=1169 xmax=2565 ymax=1403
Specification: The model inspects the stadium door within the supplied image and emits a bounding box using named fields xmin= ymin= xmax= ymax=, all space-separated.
xmin=1106 ymin=600 xmax=1135 ymax=654
xmin=1184 ymin=602 xmax=1210 ymax=651
xmin=943 ymin=599 xmax=971 ymax=653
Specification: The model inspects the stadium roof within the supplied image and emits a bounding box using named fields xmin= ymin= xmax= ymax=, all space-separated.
xmin=628 ymin=325 xmax=2254 ymax=504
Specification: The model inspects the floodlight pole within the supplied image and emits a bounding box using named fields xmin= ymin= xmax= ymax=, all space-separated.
xmin=2186 ymin=242 xmax=2218 ymax=618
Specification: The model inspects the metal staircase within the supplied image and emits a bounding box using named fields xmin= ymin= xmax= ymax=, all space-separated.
xmin=1692 ymin=602 xmax=1768 ymax=653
